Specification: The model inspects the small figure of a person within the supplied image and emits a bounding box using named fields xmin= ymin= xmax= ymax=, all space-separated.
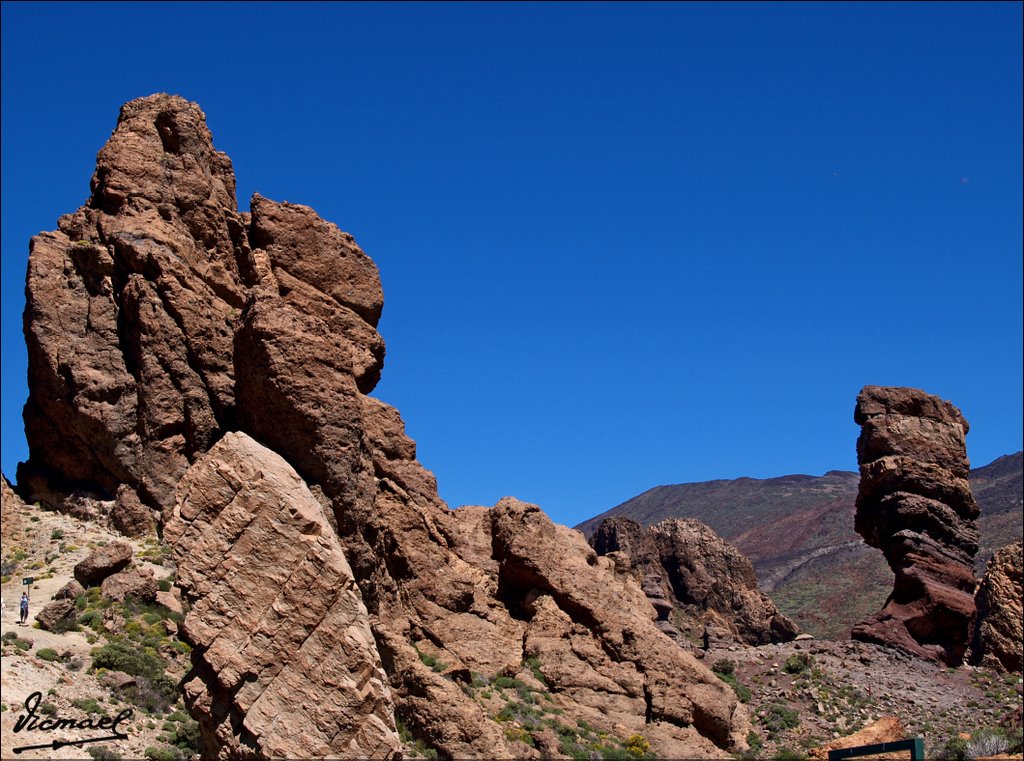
xmin=19 ymin=591 xmax=30 ymax=625
xmin=701 ymin=625 xmax=711 ymax=652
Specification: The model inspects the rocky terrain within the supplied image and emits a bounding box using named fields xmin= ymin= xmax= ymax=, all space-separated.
xmin=4 ymin=490 xmax=1021 ymax=760
xmin=577 ymin=453 xmax=1022 ymax=640
xmin=3 ymin=93 xmax=1021 ymax=760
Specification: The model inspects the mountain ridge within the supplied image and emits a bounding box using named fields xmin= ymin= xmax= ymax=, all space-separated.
xmin=576 ymin=451 xmax=1022 ymax=639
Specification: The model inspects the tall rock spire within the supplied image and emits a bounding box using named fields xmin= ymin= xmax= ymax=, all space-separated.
xmin=850 ymin=385 xmax=979 ymax=666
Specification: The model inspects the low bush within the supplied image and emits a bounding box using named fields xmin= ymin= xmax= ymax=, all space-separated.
xmin=758 ymin=703 xmax=800 ymax=738
xmin=87 ymin=747 xmax=124 ymax=761
xmin=783 ymin=653 xmax=812 ymax=674
xmin=711 ymin=658 xmax=736 ymax=676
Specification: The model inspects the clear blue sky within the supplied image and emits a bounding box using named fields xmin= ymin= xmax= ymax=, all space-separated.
xmin=2 ymin=2 xmax=1021 ymax=528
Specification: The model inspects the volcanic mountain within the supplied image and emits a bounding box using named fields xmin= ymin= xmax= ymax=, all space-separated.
xmin=576 ymin=452 xmax=1022 ymax=638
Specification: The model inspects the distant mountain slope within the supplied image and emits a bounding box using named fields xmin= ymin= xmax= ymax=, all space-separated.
xmin=575 ymin=452 xmax=1022 ymax=639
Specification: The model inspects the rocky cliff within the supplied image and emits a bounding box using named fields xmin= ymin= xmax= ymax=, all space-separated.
xmin=591 ymin=516 xmax=798 ymax=646
xmin=15 ymin=94 xmax=747 ymax=759
xmin=850 ymin=385 xmax=979 ymax=666
xmin=971 ymin=540 xmax=1023 ymax=673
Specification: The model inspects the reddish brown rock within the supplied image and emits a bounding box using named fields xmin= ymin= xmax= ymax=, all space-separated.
xmin=1 ymin=475 xmax=24 ymax=542
xmin=19 ymin=94 xmax=253 ymax=514
xmin=53 ymin=579 xmax=86 ymax=601
xmin=971 ymin=541 xmax=1023 ymax=673
xmin=74 ymin=542 xmax=133 ymax=587
xmin=18 ymin=94 xmax=753 ymax=759
xmin=110 ymin=484 xmax=157 ymax=538
xmin=851 ymin=386 xmax=979 ymax=666
xmin=155 ymin=588 xmax=184 ymax=616
xmin=101 ymin=566 xmax=158 ymax=603
xmin=35 ymin=598 xmax=77 ymax=631
xmin=165 ymin=431 xmax=400 ymax=760
xmin=591 ymin=516 xmax=799 ymax=645
xmin=492 ymin=499 xmax=747 ymax=752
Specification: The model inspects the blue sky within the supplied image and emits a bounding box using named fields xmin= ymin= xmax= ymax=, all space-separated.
xmin=2 ymin=2 xmax=1021 ymax=528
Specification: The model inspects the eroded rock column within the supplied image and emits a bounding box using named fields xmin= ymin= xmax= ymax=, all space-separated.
xmin=851 ymin=385 xmax=979 ymax=666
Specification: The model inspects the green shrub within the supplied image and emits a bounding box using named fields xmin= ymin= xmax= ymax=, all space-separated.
xmin=122 ymin=675 xmax=179 ymax=714
xmin=712 ymin=663 xmax=751 ymax=703
xmin=166 ymin=717 xmax=201 ymax=753
xmin=91 ymin=639 xmax=165 ymax=679
xmin=746 ymin=730 xmax=764 ymax=755
xmin=711 ymin=658 xmax=736 ymax=676
xmin=86 ymin=747 xmax=123 ymax=761
xmin=525 ymin=656 xmax=548 ymax=687
xmin=773 ymin=748 xmax=808 ymax=760
xmin=50 ymin=529 xmax=64 ymax=540
xmin=758 ymin=703 xmax=800 ymax=738
xmin=143 ymin=747 xmax=184 ymax=761
xmin=35 ymin=647 xmax=60 ymax=662
xmin=413 ymin=646 xmax=447 ymax=673
xmin=72 ymin=697 xmax=104 ymax=714
xmin=783 ymin=653 xmax=812 ymax=674
xmin=50 ymin=615 xmax=81 ymax=634
xmin=966 ymin=727 xmax=1014 ymax=759
xmin=493 ymin=675 xmax=527 ymax=690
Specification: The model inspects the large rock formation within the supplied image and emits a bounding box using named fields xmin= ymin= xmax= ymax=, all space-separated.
xmin=970 ymin=541 xmax=1023 ymax=673
xmin=591 ymin=516 xmax=799 ymax=645
xmin=16 ymin=94 xmax=750 ymax=759
xmin=164 ymin=432 xmax=400 ymax=759
xmin=19 ymin=94 xmax=253 ymax=517
xmin=851 ymin=385 xmax=980 ymax=666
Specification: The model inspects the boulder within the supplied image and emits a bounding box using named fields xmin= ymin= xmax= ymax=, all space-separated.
xmin=851 ymin=386 xmax=979 ymax=666
xmin=53 ymin=579 xmax=85 ymax=601
xmin=165 ymin=431 xmax=399 ymax=760
xmin=74 ymin=542 xmax=133 ymax=587
xmin=101 ymin=671 xmax=138 ymax=691
xmin=155 ymin=589 xmax=183 ymax=616
xmin=35 ymin=598 xmax=77 ymax=631
xmin=101 ymin=566 xmax=158 ymax=603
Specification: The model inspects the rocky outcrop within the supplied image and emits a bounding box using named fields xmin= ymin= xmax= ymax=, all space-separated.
xmin=851 ymin=386 xmax=980 ymax=666
xmin=74 ymin=541 xmax=133 ymax=587
xmin=1 ymin=474 xmax=24 ymax=541
xmin=590 ymin=516 xmax=799 ymax=645
xmin=971 ymin=541 xmax=1023 ymax=673
xmin=18 ymin=94 xmax=751 ymax=759
xmin=19 ymin=94 xmax=253 ymax=517
xmin=165 ymin=431 xmax=400 ymax=760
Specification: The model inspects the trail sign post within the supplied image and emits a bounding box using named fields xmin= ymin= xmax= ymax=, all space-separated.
xmin=22 ymin=577 xmax=34 ymax=586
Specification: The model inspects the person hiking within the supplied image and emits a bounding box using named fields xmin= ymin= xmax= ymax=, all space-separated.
xmin=701 ymin=625 xmax=711 ymax=652
xmin=19 ymin=591 xmax=30 ymax=625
